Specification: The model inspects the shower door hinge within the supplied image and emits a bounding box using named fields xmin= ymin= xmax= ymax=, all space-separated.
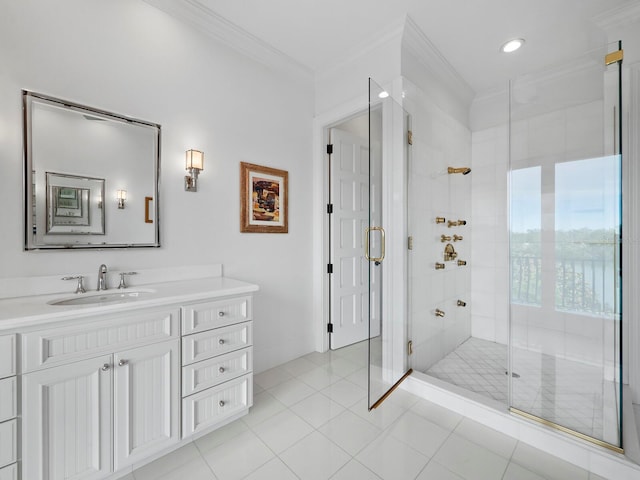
xmin=605 ymin=49 xmax=623 ymax=66
xmin=327 ymin=323 xmax=333 ymax=333
xmin=407 ymin=130 xmax=413 ymax=145
xmin=327 ymin=263 xmax=333 ymax=274
xmin=326 ymin=144 xmax=333 ymax=155
xmin=408 ymin=340 xmax=413 ymax=355
xmin=327 ymin=203 xmax=333 ymax=214
xmin=407 ymin=236 xmax=413 ymax=250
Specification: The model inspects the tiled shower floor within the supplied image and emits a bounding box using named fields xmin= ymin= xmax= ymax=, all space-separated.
xmin=425 ymin=337 xmax=620 ymax=444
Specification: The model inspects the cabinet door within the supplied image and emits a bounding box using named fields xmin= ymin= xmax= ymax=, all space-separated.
xmin=22 ymin=355 xmax=112 ymax=480
xmin=113 ymin=340 xmax=180 ymax=470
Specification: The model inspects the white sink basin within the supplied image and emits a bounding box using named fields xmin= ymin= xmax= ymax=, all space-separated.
xmin=48 ymin=289 xmax=155 ymax=306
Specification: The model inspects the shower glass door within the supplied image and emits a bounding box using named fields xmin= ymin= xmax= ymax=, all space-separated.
xmin=509 ymin=42 xmax=623 ymax=449
xmin=367 ymin=78 xmax=410 ymax=409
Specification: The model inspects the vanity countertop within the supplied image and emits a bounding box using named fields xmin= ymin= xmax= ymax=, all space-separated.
xmin=0 ymin=276 xmax=258 ymax=331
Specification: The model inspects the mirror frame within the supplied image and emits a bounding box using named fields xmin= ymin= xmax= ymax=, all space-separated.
xmin=23 ymin=90 xmax=161 ymax=250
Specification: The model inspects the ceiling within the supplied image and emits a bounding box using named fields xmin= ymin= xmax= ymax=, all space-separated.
xmin=165 ymin=0 xmax=632 ymax=96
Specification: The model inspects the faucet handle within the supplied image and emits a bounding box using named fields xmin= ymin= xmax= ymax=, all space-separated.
xmin=62 ymin=275 xmax=86 ymax=294
xmin=118 ymin=272 xmax=138 ymax=289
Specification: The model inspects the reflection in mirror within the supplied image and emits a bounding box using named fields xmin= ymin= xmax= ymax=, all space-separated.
xmin=23 ymin=90 xmax=160 ymax=249
xmin=46 ymin=173 xmax=104 ymax=234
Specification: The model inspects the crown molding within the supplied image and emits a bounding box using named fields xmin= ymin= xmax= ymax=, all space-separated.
xmin=401 ymin=16 xmax=475 ymax=107
xmin=142 ymin=0 xmax=314 ymax=81
xmin=594 ymin=1 xmax=640 ymax=31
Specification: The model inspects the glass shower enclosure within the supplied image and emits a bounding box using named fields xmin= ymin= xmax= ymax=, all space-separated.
xmin=509 ymin=41 xmax=623 ymax=450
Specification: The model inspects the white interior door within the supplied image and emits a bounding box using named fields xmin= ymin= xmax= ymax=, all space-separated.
xmin=329 ymin=127 xmax=382 ymax=349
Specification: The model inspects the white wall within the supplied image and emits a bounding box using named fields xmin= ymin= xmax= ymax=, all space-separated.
xmin=0 ymin=0 xmax=315 ymax=372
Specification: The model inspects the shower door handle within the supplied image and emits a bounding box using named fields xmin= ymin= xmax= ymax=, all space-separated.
xmin=365 ymin=226 xmax=386 ymax=263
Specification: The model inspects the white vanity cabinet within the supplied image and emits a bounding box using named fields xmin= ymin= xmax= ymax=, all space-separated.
xmin=21 ymin=307 xmax=181 ymax=480
xmin=181 ymin=296 xmax=253 ymax=437
xmin=1 ymin=276 xmax=258 ymax=480
xmin=0 ymin=334 xmax=17 ymax=480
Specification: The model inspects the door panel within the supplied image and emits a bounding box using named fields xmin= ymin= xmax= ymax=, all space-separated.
xmin=22 ymin=355 xmax=112 ymax=480
xmin=113 ymin=340 xmax=180 ymax=469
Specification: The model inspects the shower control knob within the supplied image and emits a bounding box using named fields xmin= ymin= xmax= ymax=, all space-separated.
xmin=441 ymin=235 xmax=451 ymax=242
xmin=453 ymin=235 xmax=463 ymax=242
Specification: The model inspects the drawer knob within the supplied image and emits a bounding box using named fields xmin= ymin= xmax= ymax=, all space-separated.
xmin=219 ymin=400 xmax=225 ymax=407
xmin=219 ymin=366 xmax=225 ymax=373
xmin=219 ymin=339 xmax=225 ymax=345
xmin=218 ymin=311 xmax=225 ymax=317
xmin=101 ymin=363 xmax=111 ymax=371
xmin=118 ymin=359 xmax=128 ymax=367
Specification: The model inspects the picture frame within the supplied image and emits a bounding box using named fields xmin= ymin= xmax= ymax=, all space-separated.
xmin=240 ymin=162 xmax=288 ymax=233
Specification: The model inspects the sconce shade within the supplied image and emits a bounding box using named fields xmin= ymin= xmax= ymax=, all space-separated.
xmin=116 ymin=189 xmax=127 ymax=209
xmin=186 ymin=149 xmax=204 ymax=171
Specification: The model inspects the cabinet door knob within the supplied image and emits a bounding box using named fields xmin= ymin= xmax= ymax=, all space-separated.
xmin=218 ymin=311 xmax=225 ymax=317
xmin=219 ymin=339 xmax=225 ymax=345
xmin=118 ymin=359 xmax=128 ymax=367
xmin=219 ymin=400 xmax=225 ymax=407
xmin=101 ymin=363 xmax=111 ymax=371
xmin=219 ymin=366 xmax=225 ymax=373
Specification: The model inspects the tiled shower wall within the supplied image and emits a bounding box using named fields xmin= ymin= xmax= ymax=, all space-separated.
xmin=406 ymin=78 xmax=473 ymax=372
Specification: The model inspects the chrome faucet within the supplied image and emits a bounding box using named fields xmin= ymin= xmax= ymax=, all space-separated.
xmin=97 ymin=264 xmax=108 ymax=291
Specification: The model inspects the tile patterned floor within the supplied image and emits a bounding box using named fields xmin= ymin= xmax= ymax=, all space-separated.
xmin=127 ymin=341 xmax=607 ymax=480
xmin=425 ymin=337 xmax=619 ymax=444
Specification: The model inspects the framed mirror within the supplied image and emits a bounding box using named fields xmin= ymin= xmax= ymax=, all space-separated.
xmin=23 ymin=91 xmax=160 ymax=249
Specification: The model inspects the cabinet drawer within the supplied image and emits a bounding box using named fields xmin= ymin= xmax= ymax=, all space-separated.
xmin=0 ymin=378 xmax=16 ymax=423
xmin=182 ymin=374 xmax=252 ymax=437
xmin=182 ymin=347 xmax=252 ymax=396
xmin=0 ymin=419 xmax=17 ymax=468
xmin=182 ymin=296 xmax=252 ymax=335
xmin=0 ymin=463 xmax=17 ymax=480
xmin=22 ymin=307 xmax=180 ymax=372
xmin=182 ymin=322 xmax=252 ymax=365
xmin=0 ymin=336 xmax=16 ymax=379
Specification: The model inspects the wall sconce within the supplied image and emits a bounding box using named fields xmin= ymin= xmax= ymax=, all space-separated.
xmin=116 ymin=189 xmax=127 ymax=209
xmin=185 ymin=149 xmax=204 ymax=192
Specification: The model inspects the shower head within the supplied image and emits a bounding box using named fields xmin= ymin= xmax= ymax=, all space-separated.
xmin=448 ymin=167 xmax=471 ymax=175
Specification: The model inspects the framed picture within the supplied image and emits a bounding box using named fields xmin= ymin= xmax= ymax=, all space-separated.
xmin=240 ymin=162 xmax=288 ymax=233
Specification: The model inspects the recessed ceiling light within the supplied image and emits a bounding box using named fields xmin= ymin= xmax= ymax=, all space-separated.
xmin=501 ymin=38 xmax=525 ymax=53
xmin=378 ymin=91 xmax=389 ymax=99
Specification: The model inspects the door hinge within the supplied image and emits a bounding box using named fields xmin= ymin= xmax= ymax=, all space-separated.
xmin=407 ymin=236 xmax=413 ymax=250
xmin=327 ymin=263 xmax=333 ymax=274
xmin=326 ymin=144 xmax=333 ymax=155
xmin=327 ymin=323 xmax=333 ymax=333
xmin=407 ymin=130 xmax=413 ymax=145
xmin=327 ymin=203 xmax=333 ymax=214
xmin=408 ymin=340 xmax=413 ymax=355
xmin=605 ymin=49 xmax=623 ymax=66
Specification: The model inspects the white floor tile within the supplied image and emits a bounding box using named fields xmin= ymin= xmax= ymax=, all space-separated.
xmin=410 ymin=398 xmax=463 ymax=431
xmin=322 ymin=379 xmax=368 ymax=408
xmin=243 ymin=458 xmax=298 ymax=480
xmin=133 ymin=443 xmax=202 ymax=480
xmin=330 ymin=459 xmax=382 ymax=480
xmin=280 ymin=431 xmax=351 ymax=480
xmin=415 ymin=461 xmax=465 ymax=480
xmin=290 ymin=391 xmax=345 ymax=428
xmin=201 ymin=430 xmax=274 ymax=480
xmin=356 ymin=433 xmax=429 ymax=480
xmin=298 ymin=366 xmax=343 ymax=390
xmin=267 ymin=377 xmax=316 ymax=406
xmin=511 ymin=443 xmax=590 ymax=480
xmin=241 ymin=391 xmax=287 ymax=428
xmin=453 ymin=417 xmax=517 ymax=459
xmin=350 ymin=397 xmax=407 ymax=430
xmin=281 ymin=356 xmax=320 ymax=377
xmin=386 ymin=410 xmax=451 ymax=458
xmin=432 ymin=433 xmax=509 ymax=480
xmin=502 ymin=462 xmax=548 ymax=480
xmin=194 ymin=417 xmax=249 ymax=453
xmin=319 ymin=409 xmax=382 ymax=456
xmin=254 ymin=367 xmax=293 ymax=390
xmin=135 ymin=455 xmax=216 ymax=480
xmin=251 ymin=409 xmax=314 ymax=453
